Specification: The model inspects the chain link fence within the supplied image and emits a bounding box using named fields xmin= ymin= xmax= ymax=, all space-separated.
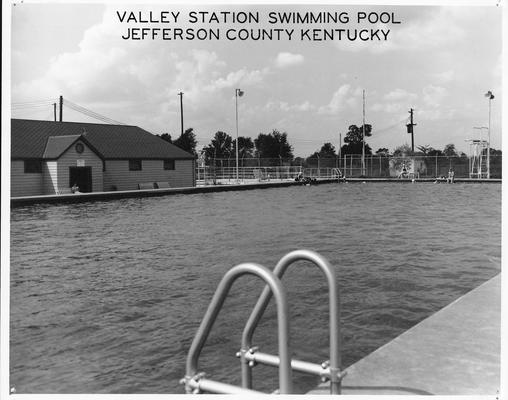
xmin=196 ymin=155 xmax=501 ymax=184
xmin=327 ymin=154 xmax=502 ymax=179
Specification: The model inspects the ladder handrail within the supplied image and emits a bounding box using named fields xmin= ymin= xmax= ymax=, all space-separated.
xmin=241 ymin=250 xmax=342 ymax=394
xmin=184 ymin=262 xmax=293 ymax=394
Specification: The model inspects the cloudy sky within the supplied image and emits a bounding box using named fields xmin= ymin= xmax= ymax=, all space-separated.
xmin=9 ymin=1 xmax=503 ymax=156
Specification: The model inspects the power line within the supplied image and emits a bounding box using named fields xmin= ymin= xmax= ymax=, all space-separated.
xmin=12 ymin=103 xmax=54 ymax=110
xmin=12 ymin=98 xmax=57 ymax=106
xmin=63 ymin=99 xmax=127 ymax=125
xmin=12 ymin=99 xmax=57 ymax=112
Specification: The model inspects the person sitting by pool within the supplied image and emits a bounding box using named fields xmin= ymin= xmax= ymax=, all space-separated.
xmin=398 ymin=163 xmax=409 ymax=179
xmin=71 ymin=183 xmax=80 ymax=193
xmin=447 ymin=168 xmax=455 ymax=183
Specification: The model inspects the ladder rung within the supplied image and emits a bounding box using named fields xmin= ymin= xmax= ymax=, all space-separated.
xmin=244 ymin=351 xmax=331 ymax=378
xmin=188 ymin=377 xmax=264 ymax=395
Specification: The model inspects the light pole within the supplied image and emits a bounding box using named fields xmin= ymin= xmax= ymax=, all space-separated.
xmin=485 ymin=91 xmax=494 ymax=179
xmin=362 ymin=90 xmax=366 ymax=176
xmin=235 ymin=88 xmax=244 ymax=183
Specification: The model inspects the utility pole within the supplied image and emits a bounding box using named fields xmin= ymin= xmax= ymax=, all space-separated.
xmin=59 ymin=95 xmax=63 ymax=122
xmin=338 ymin=132 xmax=342 ymax=169
xmin=53 ymin=103 xmax=57 ymax=121
xmin=362 ymin=90 xmax=366 ymax=176
xmin=407 ymin=108 xmax=417 ymax=152
xmin=178 ymin=92 xmax=184 ymax=136
xmin=235 ymin=88 xmax=244 ymax=183
xmin=485 ymin=90 xmax=494 ymax=179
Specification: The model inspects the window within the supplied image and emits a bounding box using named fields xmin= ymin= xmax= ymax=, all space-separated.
xmin=129 ymin=159 xmax=142 ymax=171
xmin=75 ymin=143 xmax=85 ymax=154
xmin=24 ymin=160 xmax=42 ymax=173
xmin=163 ymin=159 xmax=175 ymax=170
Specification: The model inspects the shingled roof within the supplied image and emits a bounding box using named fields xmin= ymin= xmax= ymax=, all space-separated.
xmin=11 ymin=119 xmax=195 ymax=160
xmin=43 ymin=135 xmax=83 ymax=159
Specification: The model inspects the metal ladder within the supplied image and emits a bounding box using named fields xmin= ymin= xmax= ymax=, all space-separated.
xmin=180 ymin=250 xmax=344 ymax=394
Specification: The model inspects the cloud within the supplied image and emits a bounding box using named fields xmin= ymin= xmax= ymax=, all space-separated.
xmin=318 ymin=84 xmax=352 ymax=114
xmin=371 ymin=88 xmax=417 ymax=113
xmin=431 ymin=70 xmax=455 ymax=84
xmin=335 ymin=8 xmax=467 ymax=54
xmin=265 ymin=100 xmax=314 ymax=112
xmin=422 ymin=85 xmax=447 ymax=107
xmin=275 ymin=52 xmax=304 ymax=68
xmin=384 ymin=88 xmax=417 ymax=102
xmin=207 ymin=67 xmax=270 ymax=92
xmin=11 ymin=4 xmax=271 ymax=134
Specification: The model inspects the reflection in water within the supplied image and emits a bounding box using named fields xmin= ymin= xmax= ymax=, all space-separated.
xmin=10 ymin=183 xmax=501 ymax=393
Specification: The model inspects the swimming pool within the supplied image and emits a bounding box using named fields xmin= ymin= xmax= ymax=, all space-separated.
xmin=10 ymin=182 xmax=501 ymax=393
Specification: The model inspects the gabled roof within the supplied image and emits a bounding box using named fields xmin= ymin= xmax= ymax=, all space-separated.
xmin=43 ymin=135 xmax=83 ymax=159
xmin=11 ymin=119 xmax=195 ymax=160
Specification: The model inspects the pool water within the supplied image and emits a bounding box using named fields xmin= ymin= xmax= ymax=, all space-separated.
xmin=10 ymin=182 xmax=501 ymax=393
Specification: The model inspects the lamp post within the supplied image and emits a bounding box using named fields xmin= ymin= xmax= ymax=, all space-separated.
xmin=235 ymin=88 xmax=244 ymax=183
xmin=484 ymin=91 xmax=494 ymax=179
xmin=362 ymin=90 xmax=366 ymax=176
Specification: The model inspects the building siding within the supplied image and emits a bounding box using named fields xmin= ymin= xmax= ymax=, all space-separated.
xmin=43 ymin=161 xmax=58 ymax=194
xmin=103 ymin=159 xmax=194 ymax=191
xmin=56 ymin=141 xmax=103 ymax=193
xmin=11 ymin=160 xmax=43 ymax=197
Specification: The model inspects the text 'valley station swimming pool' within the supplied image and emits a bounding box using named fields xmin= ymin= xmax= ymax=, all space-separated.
xmin=117 ymin=10 xmax=401 ymax=41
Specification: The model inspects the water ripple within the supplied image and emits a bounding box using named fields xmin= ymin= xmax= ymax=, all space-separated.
xmin=10 ymin=183 xmax=501 ymax=393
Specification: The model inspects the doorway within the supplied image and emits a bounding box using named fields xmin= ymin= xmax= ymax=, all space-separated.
xmin=69 ymin=166 xmax=92 ymax=192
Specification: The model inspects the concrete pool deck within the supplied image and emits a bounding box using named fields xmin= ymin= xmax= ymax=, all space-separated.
xmin=10 ymin=177 xmax=501 ymax=207
xmin=309 ymin=273 xmax=501 ymax=395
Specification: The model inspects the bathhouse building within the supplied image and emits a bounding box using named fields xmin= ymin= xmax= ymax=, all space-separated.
xmin=11 ymin=119 xmax=195 ymax=197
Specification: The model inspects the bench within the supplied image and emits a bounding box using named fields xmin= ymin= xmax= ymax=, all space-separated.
xmin=155 ymin=181 xmax=170 ymax=189
xmin=138 ymin=182 xmax=155 ymax=190
xmin=57 ymin=187 xmax=73 ymax=195
xmin=253 ymin=169 xmax=268 ymax=181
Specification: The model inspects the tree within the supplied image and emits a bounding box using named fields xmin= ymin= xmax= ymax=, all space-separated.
xmin=443 ymin=143 xmax=458 ymax=157
xmin=428 ymin=148 xmax=444 ymax=157
xmin=307 ymin=142 xmax=337 ymax=159
xmin=375 ymin=148 xmax=390 ymax=156
xmin=306 ymin=142 xmax=338 ymax=168
xmin=254 ymin=130 xmax=294 ymax=161
xmin=158 ymin=133 xmax=172 ymax=143
xmin=318 ymin=142 xmax=337 ymax=157
xmin=173 ymin=128 xmax=197 ymax=155
xmin=232 ymin=136 xmax=254 ymax=159
xmin=341 ymin=124 xmax=372 ymax=155
xmin=293 ymin=156 xmax=305 ymax=166
xmin=416 ymin=145 xmax=433 ymax=155
xmin=203 ymin=131 xmax=233 ymax=160
xmin=392 ymin=144 xmax=413 ymax=157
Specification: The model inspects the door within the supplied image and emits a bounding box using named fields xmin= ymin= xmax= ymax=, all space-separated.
xmin=69 ymin=166 xmax=92 ymax=192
